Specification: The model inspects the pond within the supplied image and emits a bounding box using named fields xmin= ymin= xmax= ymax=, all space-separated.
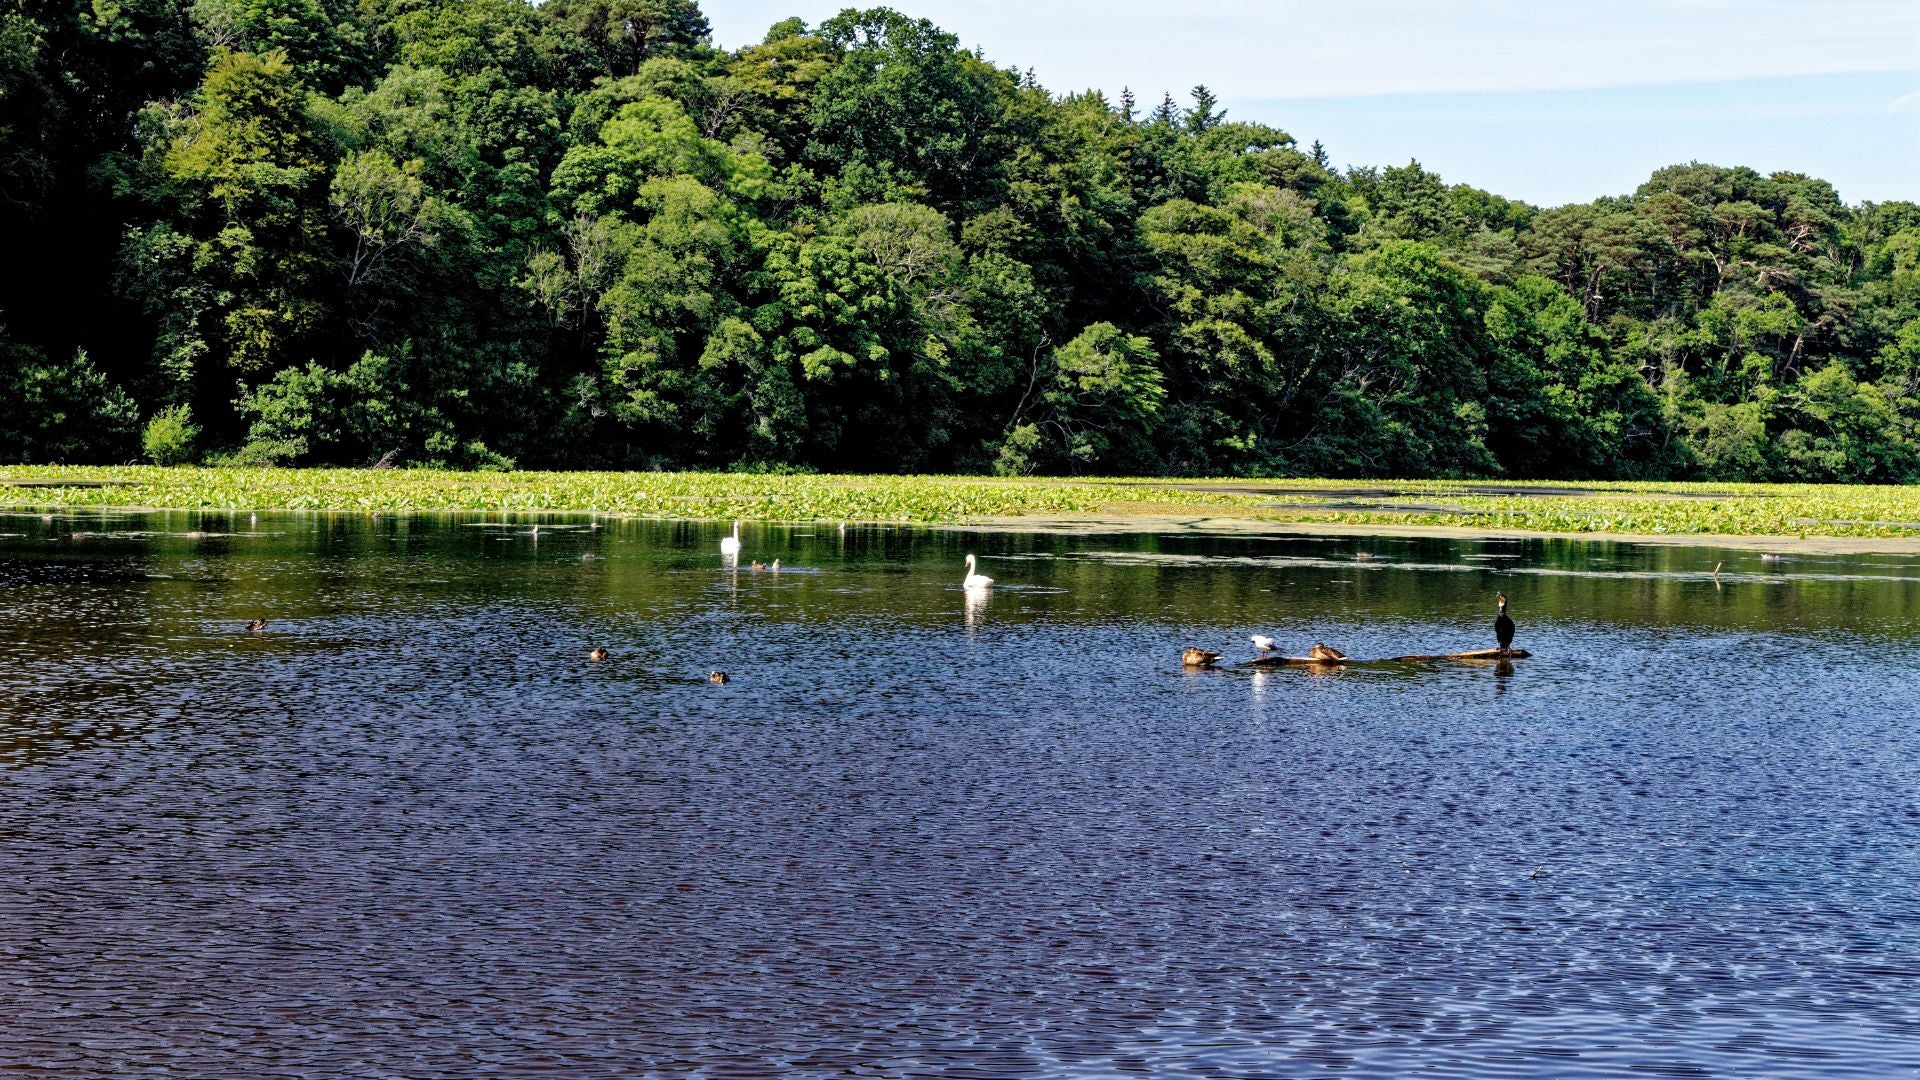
xmin=3 ymin=511 xmax=1919 ymax=1077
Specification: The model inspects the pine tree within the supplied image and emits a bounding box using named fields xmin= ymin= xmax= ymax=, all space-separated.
xmin=1186 ymin=84 xmax=1222 ymax=133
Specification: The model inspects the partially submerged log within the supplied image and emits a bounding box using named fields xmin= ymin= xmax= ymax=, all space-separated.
xmin=1243 ymin=647 xmax=1530 ymax=669
xmin=1384 ymin=648 xmax=1530 ymax=663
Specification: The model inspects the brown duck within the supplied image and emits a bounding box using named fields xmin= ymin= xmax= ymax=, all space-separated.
xmin=1308 ymin=643 xmax=1348 ymax=662
xmin=588 ymin=647 xmax=609 ymax=662
xmin=1182 ymin=647 xmax=1223 ymax=668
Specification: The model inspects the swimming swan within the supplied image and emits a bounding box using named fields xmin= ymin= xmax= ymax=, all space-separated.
xmin=962 ymin=553 xmax=994 ymax=591
xmin=720 ymin=520 xmax=741 ymax=558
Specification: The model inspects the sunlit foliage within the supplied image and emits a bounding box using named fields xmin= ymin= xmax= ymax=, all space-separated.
xmin=1 ymin=3 xmax=1915 ymax=481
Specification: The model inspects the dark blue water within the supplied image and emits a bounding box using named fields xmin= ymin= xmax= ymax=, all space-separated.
xmin=3 ymin=512 xmax=1919 ymax=1076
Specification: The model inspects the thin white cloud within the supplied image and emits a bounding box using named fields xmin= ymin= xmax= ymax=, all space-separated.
xmin=1892 ymin=89 xmax=1920 ymax=111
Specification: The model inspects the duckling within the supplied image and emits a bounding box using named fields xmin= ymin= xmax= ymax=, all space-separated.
xmin=750 ymin=561 xmax=765 ymax=571
xmin=708 ymin=671 xmax=730 ymax=684
xmin=1355 ymin=551 xmax=1375 ymax=561
xmin=1760 ymin=553 xmax=1782 ymax=563
xmin=588 ymin=647 xmax=609 ymax=662
xmin=1308 ymin=643 xmax=1347 ymax=662
xmin=770 ymin=559 xmax=780 ymax=572
xmin=244 ymin=619 xmax=268 ymax=633
xmin=1182 ymin=647 xmax=1223 ymax=668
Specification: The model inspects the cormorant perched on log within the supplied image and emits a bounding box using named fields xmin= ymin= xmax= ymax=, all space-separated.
xmin=1494 ymin=594 xmax=1515 ymax=654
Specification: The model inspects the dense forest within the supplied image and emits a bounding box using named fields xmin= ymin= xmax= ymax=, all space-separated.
xmin=2 ymin=0 xmax=1918 ymax=479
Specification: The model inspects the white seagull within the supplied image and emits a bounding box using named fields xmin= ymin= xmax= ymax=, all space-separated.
xmin=1251 ymin=634 xmax=1277 ymax=654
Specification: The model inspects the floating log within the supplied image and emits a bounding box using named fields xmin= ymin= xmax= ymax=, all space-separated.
xmin=1243 ymin=648 xmax=1530 ymax=668
xmin=1385 ymin=648 xmax=1530 ymax=663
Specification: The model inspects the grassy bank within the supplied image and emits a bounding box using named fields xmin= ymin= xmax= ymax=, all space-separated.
xmin=3 ymin=466 xmax=1920 ymax=540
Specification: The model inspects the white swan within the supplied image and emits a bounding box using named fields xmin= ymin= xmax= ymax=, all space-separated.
xmin=1251 ymin=634 xmax=1277 ymax=654
xmin=962 ymin=553 xmax=994 ymax=591
xmin=720 ymin=520 xmax=741 ymax=558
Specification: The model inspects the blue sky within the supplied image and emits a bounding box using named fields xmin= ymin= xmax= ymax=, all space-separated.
xmin=701 ymin=1 xmax=1920 ymax=207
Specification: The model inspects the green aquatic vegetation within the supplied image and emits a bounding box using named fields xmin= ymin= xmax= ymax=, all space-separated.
xmin=4 ymin=468 xmax=1920 ymax=539
xmin=0 ymin=466 xmax=1258 ymax=523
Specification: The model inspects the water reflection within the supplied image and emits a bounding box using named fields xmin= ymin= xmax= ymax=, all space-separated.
xmin=963 ymin=585 xmax=990 ymax=630
xmin=1 ymin=513 xmax=1919 ymax=1076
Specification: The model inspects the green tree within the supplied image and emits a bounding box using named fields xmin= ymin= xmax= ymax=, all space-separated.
xmin=996 ymin=322 xmax=1163 ymax=473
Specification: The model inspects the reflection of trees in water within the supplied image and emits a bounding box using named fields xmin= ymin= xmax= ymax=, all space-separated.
xmin=0 ymin=690 xmax=144 ymax=768
xmin=4 ymin=515 xmax=1920 ymax=691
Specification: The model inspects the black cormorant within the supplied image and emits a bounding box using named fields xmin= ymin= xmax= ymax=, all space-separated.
xmin=1495 ymin=594 xmax=1515 ymax=654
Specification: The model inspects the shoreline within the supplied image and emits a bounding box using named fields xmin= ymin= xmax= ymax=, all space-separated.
xmin=8 ymin=503 xmax=1920 ymax=555
xmin=948 ymin=514 xmax=1920 ymax=555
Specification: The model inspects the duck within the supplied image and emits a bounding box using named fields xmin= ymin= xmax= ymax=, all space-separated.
xmin=770 ymin=559 xmax=780 ymax=572
xmin=1355 ymin=551 xmax=1375 ymax=561
xmin=962 ymin=553 xmax=994 ymax=591
xmin=720 ymin=520 xmax=742 ymax=558
xmin=1308 ymin=643 xmax=1347 ymax=662
xmin=244 ymin=619 xmax=268 ymax=633
xmin=750 ymin=561 xmax=765 ymax=571
xmin=588 ymin=647 xmax=609 ymax=662
xmin=1250 ymin=634 xmax=1277 ymax=654
xmin=1182 ymin=647 xmax=1223 ymax=668
xmin=708 ymin=671 xmax=730 ymax=684
xmin=1495 ymin=593 xmax=1515 ymax=654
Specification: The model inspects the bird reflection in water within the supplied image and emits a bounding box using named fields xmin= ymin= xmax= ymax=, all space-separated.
xmin=964 ymin=584 xmax=989 ymax=630
xmin=1495 ymin=657 xmax=1515 ymax=695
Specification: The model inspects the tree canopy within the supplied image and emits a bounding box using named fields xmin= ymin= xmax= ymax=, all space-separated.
xmin=1 ymin=2 xmax=1916 ymax=479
